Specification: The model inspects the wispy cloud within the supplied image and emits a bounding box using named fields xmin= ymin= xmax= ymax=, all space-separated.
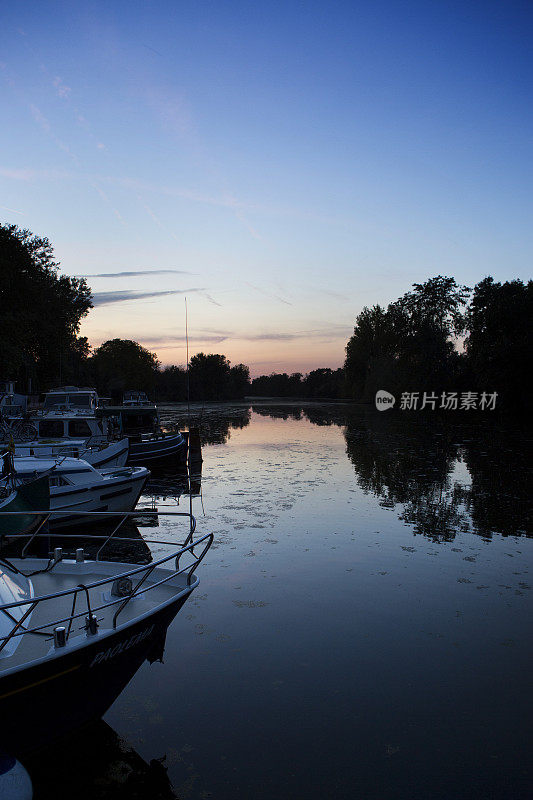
xmin=89 ymin=182 xmax=126 ymax=225
xmin=202 ymin=292 xmax=223 ymax=307
xmin=0 ymin=167 xmax=36 ymax=181
xmin=80 ymin=269 xmax=195 ymax=278
xmin=238 ymin=326 xmax=351 ymax=343
xmin=141 ymin=334 xmax=229 ymax=346
xmin=138 ymin=196 xmax=178 ymax=240
xmin=245 ymin=282 xmax=293 ymax=306
xmin=0 ymin=205 xmax=25 ymax=215
xmin=29 ymin=103 xmax=51 ymax=133
xmin=92 ymin=288 xmax=205 ymax=306
xmin=53 ymin=76 xmax=71 ymax=99
xmin=122 ymin=325 xmax=350 ymax=347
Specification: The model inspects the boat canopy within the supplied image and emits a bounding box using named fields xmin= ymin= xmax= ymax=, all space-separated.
xmin=43 ymin=387 xmax=99 ymax=410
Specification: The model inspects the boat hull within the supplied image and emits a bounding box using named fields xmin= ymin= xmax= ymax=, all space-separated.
xmin=127 ymin=433 xmax=186 ymax=465
xmin=12 ymin=439 xmax=129 ymax=469
xmin=0 ymin=588 xmax=193 ymax=756
xmin=49 ymin=469 xmax=148 ymax=528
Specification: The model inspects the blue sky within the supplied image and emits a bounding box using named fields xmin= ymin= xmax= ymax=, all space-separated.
xmin=1 ymin=0 xmax=532 ymax=374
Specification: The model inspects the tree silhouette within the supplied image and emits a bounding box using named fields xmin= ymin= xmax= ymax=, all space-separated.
xmin=0 ymin=223 xmax=92 ymax=388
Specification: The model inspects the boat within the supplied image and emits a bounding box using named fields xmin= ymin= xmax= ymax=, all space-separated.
xmin=10 ymin=437 xmax=129 ymax=469
xmin=0 ymin=510 xmax=213 ymax=755
xmin=0 ymin=474 xmax=50 ymax=543
xmin=12 ymin=457 xmax=149 ymax=528
xmin=98 ymin=390 xmax=186 ymax=466
xmin=1 ymin=387 xmax=129 ymax=468
xmin=2 ymin=386 xmax=186 ymax=467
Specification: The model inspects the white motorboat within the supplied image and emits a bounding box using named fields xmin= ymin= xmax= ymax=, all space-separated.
xmin=12 ymin=457 xmax=149 ymax=528
xmin=11 ymin=437 xmax=129 ymax=468
xmin=0 ymin=510 xmax=213 ymax=755
xmin=3 ymin=386 xmax=186 ymax=467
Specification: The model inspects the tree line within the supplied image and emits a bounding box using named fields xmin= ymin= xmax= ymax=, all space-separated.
xmin=1 ymin=223 xmax=530 ymax=409
xmin=344 ymin=274 xmax=532 ymax=412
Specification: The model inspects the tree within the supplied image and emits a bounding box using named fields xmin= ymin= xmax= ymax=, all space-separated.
xmin=156 ymin=365 xmax=188 ymax=401
xmin=229 ymin=363 xmax=251 ymax=398
xmin=188 ymin=353 xmax=232 ymax=401
xmin=344 ymin=277 xmax=470 ymax=400
xmin=395 ymin=275 xmax=470 ymax=338
xmin=0 ymin=223 xmax=92 ymax=388
xmin=465 ymin=277 xmax=533 ymax=411
xmin=90 ymin=339 xmax=160 ymax=397
xmin=344 ymin=305 xmax=397 ymax=399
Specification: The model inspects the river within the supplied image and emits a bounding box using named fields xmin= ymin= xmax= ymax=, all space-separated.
xmin=30 ymin=402 xmax=533 ymax=799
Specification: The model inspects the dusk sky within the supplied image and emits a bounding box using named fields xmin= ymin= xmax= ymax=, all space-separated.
xmin=1 ymin=1 xmax=532 ymax=375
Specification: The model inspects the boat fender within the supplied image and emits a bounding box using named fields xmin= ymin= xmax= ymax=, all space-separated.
xmin=0 ymin=753 xmax=33 ymax=800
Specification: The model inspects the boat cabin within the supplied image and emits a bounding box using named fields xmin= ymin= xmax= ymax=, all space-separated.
xmin=43 ymin=386 xmax=99 ymax=412
xmin=123 ymin=390 xmax=153 ymax=406
xmin=33 ymin=416 xmax=110 ymax=441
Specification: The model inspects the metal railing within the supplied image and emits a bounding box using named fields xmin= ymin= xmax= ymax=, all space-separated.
xmin=0 ymin=510 xmax=213 ymax=655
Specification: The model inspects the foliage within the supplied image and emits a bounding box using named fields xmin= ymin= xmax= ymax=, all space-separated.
xmin=0 ymin=223 xmax=92 ymax=388
xmin=250 ymin=368 xmax=344 ymax=398
xmin=344 ymin=276 xmax=471 ymax=400
xmin=187 ymin=353 xmax=250 ymax=401
xmin=90 ymin=339 xmax=160 ymax=398
xmin=465 ymin=277 xmax=533 ymax=411
xmin=156 ymin=365 xmax=188 ymax=401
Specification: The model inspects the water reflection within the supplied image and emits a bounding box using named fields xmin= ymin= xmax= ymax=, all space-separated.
xmin=343 ymin=411 xmax=531 ymax=541
xmin=159 ymin=404 xmax=251 ymax=445
xmin=160 ymin=402 xmax=531 ymax=543
xmin=26 ymin=721 xmax=178 ymax=799
xmin=0 ymin=518 xmax=154 ymax=563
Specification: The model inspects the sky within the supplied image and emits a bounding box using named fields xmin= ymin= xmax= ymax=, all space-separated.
xmin=1 ymin=0 xmax=532 ymax=376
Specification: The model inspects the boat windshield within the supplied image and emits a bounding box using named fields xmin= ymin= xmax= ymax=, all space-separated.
xmin=44 ymin=394 xmax=67 ymax=408
xmin=44 ymin=393 xmax=93 ymax=409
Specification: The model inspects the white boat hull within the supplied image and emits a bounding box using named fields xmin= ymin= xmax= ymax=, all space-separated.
xmin=49 ymin=467 xmax=149 ymax=527
xmin=12 ymin=439 xmax=129 ymax=469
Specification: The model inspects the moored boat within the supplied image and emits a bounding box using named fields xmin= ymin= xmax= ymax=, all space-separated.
xmin=12 ymin=457 xmax=149 ymax=528
xmin=99 ymin=390 xmax=186 ymax=465
xmin=0 ymin=510 xmax=213 ymax=755
xmin=10 ymin=437 xmax=129 ymax=469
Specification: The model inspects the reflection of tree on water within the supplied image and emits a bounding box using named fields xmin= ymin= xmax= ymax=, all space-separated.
xmin=252 ymin=404 xmax=303 ymax=421
xmin=343 ymin=411 xmax=532 ymax=541
xmin=462 ymin=426 xmax=532 ymax=538
xmin=26 ymin=720 xmax=179 ymax=799
xmin=159 ymin=405 xmax=251 ymax=446
xmin=345 ymin=413 xmax=467 ymax=542
xmin=252 ymin=403 xmax=350 ymax=426
xmin=156 ymin=401 xmax=531 ymax=541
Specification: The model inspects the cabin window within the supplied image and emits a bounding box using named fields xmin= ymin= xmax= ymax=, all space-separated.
xmin=68 ymin=420 xmax=92 ymax=437
xmin=122 ymin=412 xmax=156 ymax=433
xmin=70 ymin=393 xmax=92 ymax=408
xmin=43 ymin=394 xmax=67 ymax=408
xmin=49 ymin=475 xmax=70 ymax=487
xmin=39 ymin=420 xmax=65 ymax=438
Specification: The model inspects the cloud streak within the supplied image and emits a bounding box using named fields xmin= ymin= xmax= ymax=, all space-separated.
xmin=124 ymin=326 xmax=351 ymax=346
xmin=0 ymin=205 xmax=25 ymax=215
xmin=245 ymin=282 xmax=293 ymax=306
xmin=81 ymin=269 xmax=195 ymax=278
xmin=92 ymin=288 xmax=205 ymax=306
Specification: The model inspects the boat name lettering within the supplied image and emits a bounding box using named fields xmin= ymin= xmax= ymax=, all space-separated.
xmin=89 ymin=624 xmax=155 ymax=667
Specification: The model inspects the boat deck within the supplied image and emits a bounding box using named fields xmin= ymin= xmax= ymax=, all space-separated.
xmin=0 ymin=558 xmax=193 ymax=673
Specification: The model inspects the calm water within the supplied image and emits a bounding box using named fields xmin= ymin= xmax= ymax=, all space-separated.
xmin=32 ymin=403 xmax=533 ymax=799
